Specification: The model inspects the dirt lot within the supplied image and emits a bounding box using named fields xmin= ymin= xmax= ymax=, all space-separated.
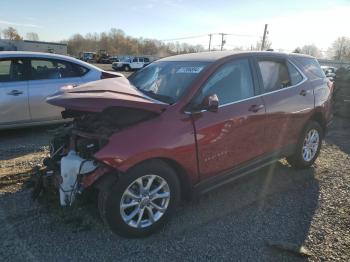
xmin=0 ymin=116 xmax=349 ymax=261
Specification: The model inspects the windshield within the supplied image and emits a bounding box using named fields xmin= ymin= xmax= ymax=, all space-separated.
xmin=128 ymin=61 xmax=210 ymax=104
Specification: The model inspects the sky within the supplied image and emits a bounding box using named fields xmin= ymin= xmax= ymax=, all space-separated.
xmin=1 ymin=0 xmax=349 ymax=53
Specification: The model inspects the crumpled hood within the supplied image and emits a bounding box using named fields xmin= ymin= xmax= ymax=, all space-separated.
xmin=46 ymin=77 xmax=168 ymax=113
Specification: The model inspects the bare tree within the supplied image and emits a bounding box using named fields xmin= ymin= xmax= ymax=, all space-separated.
xmin=330 ymin=37 xmax=350 ymax=61
xmin=65 ymin=28 xmax=205 ymax=57
xmin=300 ymin=44 xmax=321 ymax=57
xmin=255 ymin=36 xmax=272 ymax=50
xmin=293 ymin=47 xmax=302 ymax=53
xmin=2 ymin=27 xmax=22 ymax=40
xmin=26 ymin=32 xmax=39 ymax=41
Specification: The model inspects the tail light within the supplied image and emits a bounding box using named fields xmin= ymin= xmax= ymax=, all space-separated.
xmin=100 ymin=71 xmax=119 ymax=79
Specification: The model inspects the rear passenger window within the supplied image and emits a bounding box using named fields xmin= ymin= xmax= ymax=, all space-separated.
xmin=30 ymin=59 xmax=87 ymax=80
xmin=198 ymin=59 xmax=255 ymax=105
xmin=258 ymin=60 xmax=291 ymax=92
xmin=0 ymin=59 xmax=25 ymax=82
xmin=287 ymin=62 xmax=303 ymax=85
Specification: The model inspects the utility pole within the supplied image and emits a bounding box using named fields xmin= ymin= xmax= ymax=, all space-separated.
xmin=261 ymin=24 xmax=268 ymax=51
xmin=208 ymin=34 xmax=212 ymax=51
xmin=219 ymin=33 xmax=227 ymax=51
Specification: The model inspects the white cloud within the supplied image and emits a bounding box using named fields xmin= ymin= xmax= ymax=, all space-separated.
xmin=0 ymin=19 xmax=42 ymax=28
xmin=217 ymin=6 xmax=350 ymax=51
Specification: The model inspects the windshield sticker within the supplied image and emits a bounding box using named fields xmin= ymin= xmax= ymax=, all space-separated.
xmin=176 ymin=67 xmax=204 ymax=74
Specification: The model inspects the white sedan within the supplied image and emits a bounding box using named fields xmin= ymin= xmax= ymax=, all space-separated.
xmin=0 ymin=51 xmax=123 ymax=130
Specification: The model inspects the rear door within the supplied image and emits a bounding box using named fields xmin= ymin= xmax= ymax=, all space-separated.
xmin=191 ymin=58 xmax=267 ymax=180
xmin=28 ymin=58 xmax=86 ymax=121
xmin=0 ymin=58 xmax=30 ymax=125
xmin=256 ymin=57 xmax=312 ymax=154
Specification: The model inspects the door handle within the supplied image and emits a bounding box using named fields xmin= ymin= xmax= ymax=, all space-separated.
xmin=248 ymin=104 xmax=265 ymax=113
xmin=7 ymin=90 xmax=23 ymax=96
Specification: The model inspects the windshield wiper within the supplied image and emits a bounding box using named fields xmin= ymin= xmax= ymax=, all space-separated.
xmin=140 ymin=89 xmax=175 ymax=104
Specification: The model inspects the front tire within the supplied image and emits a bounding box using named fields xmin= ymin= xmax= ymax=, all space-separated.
xmin=98 ymin=161 xmax=180 ymax=238
xmin=287 ymin=121 xmax=323 ymax=168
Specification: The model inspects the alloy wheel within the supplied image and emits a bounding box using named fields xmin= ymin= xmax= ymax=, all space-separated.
xmin=302 ymin=129 xmax=320 ymax=162
xmin=120 ymin=174 xmax=170 ymax=228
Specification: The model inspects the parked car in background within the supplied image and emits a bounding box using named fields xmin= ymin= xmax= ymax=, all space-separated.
xmin=112 ymin=56 xmax=151 ymax=71
xmin=110 ymin=56 xmax=120 ymax=63
xmin=321 ymin=66 xmax=336 ymax=81
xmin=43 ymin=51 xmax=333 ymax=237
xmin=0 ymin=51 xmax=122 ymax=130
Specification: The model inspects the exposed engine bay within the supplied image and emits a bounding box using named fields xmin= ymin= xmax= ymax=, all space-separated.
xmin=33 ymin=107 xmax=157 ymax=206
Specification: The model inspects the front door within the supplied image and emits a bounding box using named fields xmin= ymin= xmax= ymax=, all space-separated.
xmin=191 ymin=58 xmax=266 ymax=180
xmin=0 ymin=58 xmax=30 ymax=125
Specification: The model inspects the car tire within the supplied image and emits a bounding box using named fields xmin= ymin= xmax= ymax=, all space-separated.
xmin=286 ymin=121 xmax=323 ymax=168
xmin=123 ymin=65 xmax=130 ymax=72
xmin=98 ymin=160 xmax=180 ymax=238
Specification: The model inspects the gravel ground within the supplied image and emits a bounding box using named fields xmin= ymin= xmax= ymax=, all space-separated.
xmin=0 ymin=117 xmax=349 ymax=261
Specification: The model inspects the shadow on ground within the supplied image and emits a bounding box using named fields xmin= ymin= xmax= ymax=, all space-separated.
xmin=0 ymin=159 xmax=319 ymax=261
xmin=326 ymin=116 xmax=350 ymax=154
xmin=0 ymin=125 xmax=55 ymax=161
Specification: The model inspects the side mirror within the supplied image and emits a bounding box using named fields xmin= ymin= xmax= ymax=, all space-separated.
xmin=201 ymin=94 xmax=219 ymax=112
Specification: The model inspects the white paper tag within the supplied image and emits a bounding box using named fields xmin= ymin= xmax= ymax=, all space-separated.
xmin=176 ymin=67 xmax=203 ymax=74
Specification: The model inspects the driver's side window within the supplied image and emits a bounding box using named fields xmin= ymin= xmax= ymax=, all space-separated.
xmin=196 ymin=58 xmax=255 ymax=106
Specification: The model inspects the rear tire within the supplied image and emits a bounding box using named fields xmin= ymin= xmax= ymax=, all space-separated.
xmin=98 ymin=160 xmax=180 ymax=238
xmin=286 ymin=121 xmax=323 ymax=168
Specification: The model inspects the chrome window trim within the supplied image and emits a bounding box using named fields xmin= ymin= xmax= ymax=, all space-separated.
xmin=184 ymin=58 xmax=308 ymax=114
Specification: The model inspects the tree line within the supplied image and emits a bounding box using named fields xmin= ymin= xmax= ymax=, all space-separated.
xmin=63 ymin=28 xmax=205 ymax=58
xmin=0 ymin=26 xmax=39 ymax=41
xmin=1 ymin=26 xmax=350 ymax=61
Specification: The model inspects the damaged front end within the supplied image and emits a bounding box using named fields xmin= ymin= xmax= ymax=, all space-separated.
xmin=33 ymin=77 xmax=167 ymax=206
xmin=34 ymin=107 xmax=158 ymax=206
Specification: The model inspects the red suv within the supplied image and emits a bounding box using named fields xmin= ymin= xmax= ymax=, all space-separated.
xmin=44 ymin=51 xmax=333 ymax=237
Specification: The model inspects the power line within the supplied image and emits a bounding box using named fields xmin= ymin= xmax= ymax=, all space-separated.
xmin=161 ymin=34 xmax=208 ymax=41
xmin=161 ymin=32 xmax=259 ymax=42
xmin=219 ymin=33 xmax=229 ymax=51
xmin=208 ymin=34 xmax=212 ymax=51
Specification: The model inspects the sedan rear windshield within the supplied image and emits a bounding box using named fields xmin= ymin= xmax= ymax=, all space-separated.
xmin=128 ymin=61 xmax=210 ymax=104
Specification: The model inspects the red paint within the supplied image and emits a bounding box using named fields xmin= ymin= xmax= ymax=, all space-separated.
xmin=81 ymin=165 xmax=112 ymax=188
xmin=48 ymin=52 xmax=333 ymax=188
xmin=47 ymin=77 xmax=168 ymax=113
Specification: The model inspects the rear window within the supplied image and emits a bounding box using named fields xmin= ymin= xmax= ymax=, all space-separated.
xmin=294 ymin=57 xmax=325 ymax=79
xmin=30 ymin=59 xmax=88 ymax=80
xmin=287 ymin=62 xmax=304 ymax=85
xmin=258 ymin=60 xmax=291 ymax=92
